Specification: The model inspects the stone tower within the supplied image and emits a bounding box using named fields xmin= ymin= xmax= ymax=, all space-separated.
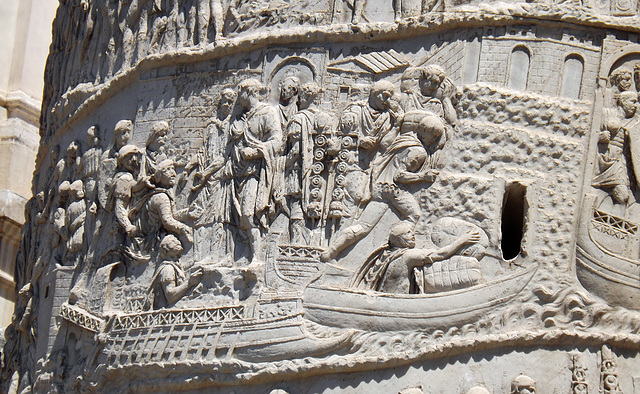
xmin=3 ymin=0 xmax=640 ymax=392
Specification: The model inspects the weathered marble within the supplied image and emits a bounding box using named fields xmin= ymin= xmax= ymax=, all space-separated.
xmin=4 ymin=0 xmax=640 ymax=392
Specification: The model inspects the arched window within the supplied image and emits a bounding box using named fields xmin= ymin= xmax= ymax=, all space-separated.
xmin=560 ymin=54 xmax=584 ymax=99
xmin=508 ymin=46 xmax=530 ymax=91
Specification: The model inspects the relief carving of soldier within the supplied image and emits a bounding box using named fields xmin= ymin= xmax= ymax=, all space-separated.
xmin=401 ymin=65 xmax=457 ymax=128
xmin=592 ymin=90 xmax=640 ymax=205
xmin=192 ymin=88 xmax=236 ymax=197
xmin=284 ymin=82 xmax=332 ymax=243
xmin=322 ymin=110 xmax=445 ymax=261
xmin=144 ymin=120 xmax=170 ymax=177
xmin=80 ymin=126 xmax=102 ymax=215
xmin=99 ymin=119 xmax=134 ymax=210
xmin=64 ymin=180 xmax=86 ymax=257
xmin=126 ymin=159 xmax=194 ymax=263
xmin=350 ymin=80 xmax=404 ymax=160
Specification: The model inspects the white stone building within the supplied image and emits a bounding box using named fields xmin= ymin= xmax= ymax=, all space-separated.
xmin=0 ymin=0 xmax=57 ymax=328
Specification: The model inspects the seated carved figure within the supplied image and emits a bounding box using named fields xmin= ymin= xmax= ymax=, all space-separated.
xmin=149 ymin=235 xmax=203 ymax=309
xmin=352 ymin=221 xmax=480 ymax=293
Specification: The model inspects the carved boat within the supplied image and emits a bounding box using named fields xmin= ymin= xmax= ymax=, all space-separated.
xmin=61 ymin=298 xmax=351 ymax=366
xmin=575 ymin=194 xmax=640 ymax=310
xmin=302 ymin=265 xmax=537 ymax=332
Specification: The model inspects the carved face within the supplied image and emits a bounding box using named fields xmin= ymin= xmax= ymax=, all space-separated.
xmin=115 ymin=126 xmax=132 ymax=149
xmin=615 ymin=71 xmax=633 ymax=91
xmin=219 ymin=89 xmax=236 ymax=115
xmin=150 ymin=125 xmax=168 ymax=150
xmin=161 ymin=234 xmax=183 ymax=258
xmin=50 ymin=146 xmax=60 ymax=165
xmin=420 ymin=74 xmax=441 ymax=97
xmin=417 ymin=115 xmax=445 ymax=147
xmin=390 ymin=224 xmax=416 ymax=248
xmin=299 ymin=89 xmax=313 ymax=109
xmin=400 ymin=230 xmax=416 ymax=248
xmin=618 ymin=92 xmax=638 ymax=118
xmin=36 ymin=192 xmax=45 ymax=209
xmin=279 ymin=78 xmax=299 ymax=103
xmin=156 ymin=162 xmax=177 ymax=188
xmin=370 ymin=89 xmax=393 ymax=111
xmin=401 ymin=68 xmax=422 ymax=92
xmin=122 ymin=151 xmax=141 ymax=172
xmin=67 ymin=141 xmax=79 ymax=161
xmin=237 ymin=88 xmax=251 ymax=109
xmin=70 ymin=180 xmax=85 ymax=200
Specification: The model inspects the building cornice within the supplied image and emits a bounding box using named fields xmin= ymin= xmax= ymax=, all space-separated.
xmin=0 ymin=88 xmax=41 ymax=127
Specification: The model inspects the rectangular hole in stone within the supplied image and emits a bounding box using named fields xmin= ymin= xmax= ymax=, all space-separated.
xmin=501 ymin=182 xmax=527 ymax=260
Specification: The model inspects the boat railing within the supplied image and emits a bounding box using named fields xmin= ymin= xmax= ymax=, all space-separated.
xmin=110 ymin=305 xmax=247 ymax=331
xmin=592 ymin=209 xmax=639 ymax=240
xmin=60 ymin=303 xmax=105 ymax=333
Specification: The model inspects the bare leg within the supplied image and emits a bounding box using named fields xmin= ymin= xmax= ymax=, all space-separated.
xmin=321 ymin=200 xmax=387 ymax=261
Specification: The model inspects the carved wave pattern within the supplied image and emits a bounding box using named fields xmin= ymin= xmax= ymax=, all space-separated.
xmin=84 ymin=279 xmax=640 ymax=391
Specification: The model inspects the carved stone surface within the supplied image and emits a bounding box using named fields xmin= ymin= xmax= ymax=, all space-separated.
xmin=4 ymin=0 xmax=640 ymax=392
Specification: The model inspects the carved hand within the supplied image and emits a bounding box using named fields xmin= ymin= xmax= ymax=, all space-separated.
xmin=240 ymin=147 xmax=261 ymax=160
xmin=211 ymin=156 xmax=225 ymax=169
xmin=192 ymin=171 xmax=204 ymax=187
xmin=125 ymin=224 xmax=137 ymax=237
xmin=359 ymin=136 xmax=376 ymax=149
xmin=463 ymin=229 xmax=482 ymax=244
xmin=422 ymin=169 xmax=439 ymax=182
xmin=182 ymin=226 xmax=194 ymax=244
xmin=188 ymin=268 xmax=203 ymax=287
xmin=187 ymin=202 xmax=204 ymax=219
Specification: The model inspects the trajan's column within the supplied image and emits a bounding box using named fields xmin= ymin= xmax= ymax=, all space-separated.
xmin=3 ymin=0 xmax=640 ymax=392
